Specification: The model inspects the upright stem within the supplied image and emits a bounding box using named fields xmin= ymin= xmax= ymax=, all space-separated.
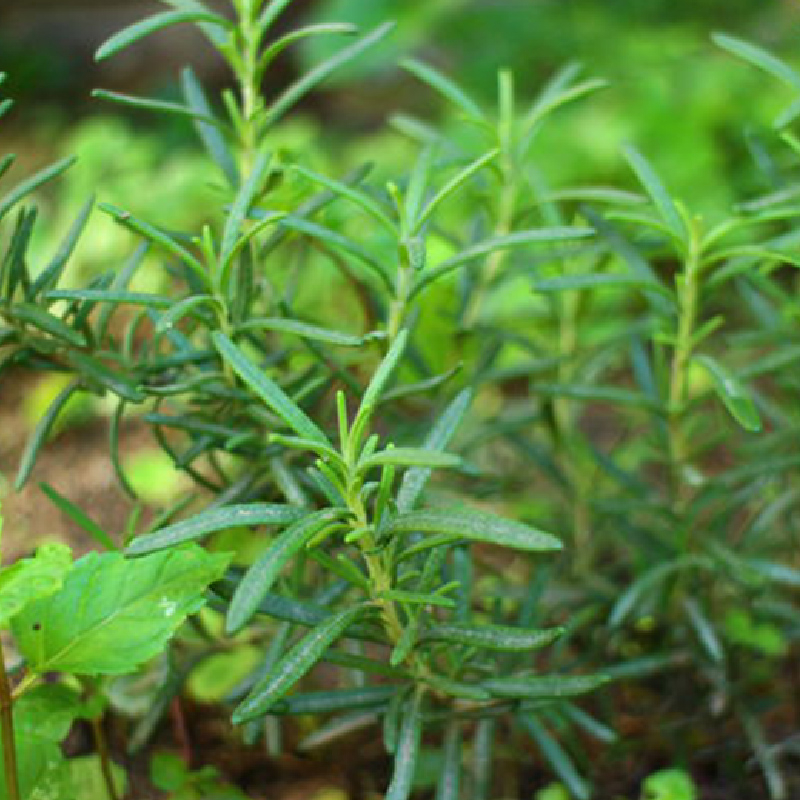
xmin=237 ymin=1 xmax=264 ymax=175
xmin=667 ymin=225 xmax=701 ymax=511
xmin=0 ymin=639 xmax=20 ymax=800
xmin=91 ymin=715 xmax=120 ymax=800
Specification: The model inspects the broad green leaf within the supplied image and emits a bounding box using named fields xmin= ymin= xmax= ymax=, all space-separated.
xmin=0 ymin=686 xmax=82 ymax=800
xmin=213 ymin=332 xmax=330 ymax=445
xmin=401 ymin=58 xmax=484 ymax=121
xmin=232 ymin=605 xmax=367 ymax=723
xmin=0 ymin=543 xmax=71 ymax=628
xmin=693 ymin=354 xmax=762 ymax=432
xmin=641 ymin=768 xmax=698 ymax=800
xmin=226 ymin=509 xmax=344 ymax=635
xmin=95 ymin=10 xmax=229 ymax=61
xmin=39 ymin=482 xmax=117 ymax=552
xmin=0 ymin=156 xmax=75 ymax=223
xmin=387 ymin=508 xmax=562 ymax=552
xmin=483 ymin=673 xmax=608 ymax=699
xmin=358 ymin=448 xmax=460 ymax=473
xmin=13 ymin=545 xmax=229 ymax=674
xmin=622 ymin=145 xmax=686 ymax=242
xmin=15 ymin=379 xmax=81 ymax=490
xmin=421 ymin=623 xmax=563 ymax=652
xmin=264 ymin=22 xmax=394 ymax=128
xmin=127 ymin=502 xmax=308 ymax=555
xmin=386 ymin=688 xmax=424 ymax=800
xmin=398 ymin=389 xmax=472 ymax=512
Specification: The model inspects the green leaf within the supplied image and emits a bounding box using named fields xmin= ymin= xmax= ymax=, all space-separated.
xmin=220 ymin=149 xmax=271 ymax=271
xmin=13 ymin=302 xmax=86 ymax=347
xmin=386 ymin=688 xmax=425 ymax=800
xmin=213 ymin=331 xmax=330 ymax=445
xmin=401 ymin=58 xmax=484 ymax=121
xmin=15 ymin=379 xmax=81 ymax=490
xmin=380 ymin=589 xmax=455 ymax=609
xmin=92 ymin=90 xmax=224 ymax=130
xmin=237 ymin=316 xmax=380 ymax=347
xmin=517 ymin=714 xmax=590 ymax=800
xmin=127 ymin=502 xmax=308 ymax=555
xmin=99 ymin=203 xmax=206 ymax=281
xmin=226 ymin=509 xmax=344 ymax=635
xmin=533 ymin=273 xmax=670 ymax=296
xmin=359 ymin=328 xmax=409 ymax=414
xmin=44 ymin=289 xmax=171 ymax=308
xmin=358 ymin=448 xmax=460 ymax=474
xmin=641 ymin=768 xmax=697 ymax=800
xmin=95 ymin=9 xmax=229 ymax=61
xmin=0 ymin=156 xmax=76 ymax=223
xmin=232 ymin=605 xmax=367 ymax=723
xmin=622 ymin=145 xmax=686 ymax=242
xmin=13 ymin=544 xmax=229 ymax=674
xmin=181 ymin=67 xmax=239 ymax=187
xmin=271 ymin=685 xmax=396 ymax=715
xmin=68 ymin=351 xmax=145 ymax=403
xmin=264 ymin=22 xmax=394 ymax=129
xmin=411 ymin=228 xmax=593 ymax=298
xmin=692 ymin=354 xmax=762 ymax=432
xmin=39 ymin=482 xmax=118 ymax=552
xmin=398 ymin=389 xmax=472 ymax=512
xmin=258 ymin=23 xmax=357 ymax=77
xmin=435 ymin=722 xmax=462 ymax=800
xmin=483 ymin=673 xmax=608 ymax=699
xmin=413 ymin=149 xmax=499 ymax=233
xmin=421 ymin=623 xmax=563 ymax=652
xmin=713 ymin=33 xmax=800 ymax=91
xmin=387 ymin=508 xmax=562 ymax=552
xmin=0 ymin=543 xmax=71 ymax=628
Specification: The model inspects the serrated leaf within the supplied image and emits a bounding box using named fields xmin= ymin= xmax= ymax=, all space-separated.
xmin=0 ymin=543 xmax=71 ymax=628
xmin=127 ymin=502 xmax=308 ymax=555
xmin=693 ymin=354 xmax=762 ymax=432
xmin=421 ymin=623 xmax=563 ymax=652
xmin=213 ymin=332 xmax=330 ymax=445
xmin=226 ymin=509 xmax=343 ymax=635
xmin=232 ymin=605 xmax=366 ymax=723
xmin=95 ymin=9 xmax=229 ymax=61
xmin=482 ymin=673 xmax=607 ymax=699
xmin=387 ymin=508 xmax=562 ymax=552
xmin=13 ymin=545 xmax=229 ymax=674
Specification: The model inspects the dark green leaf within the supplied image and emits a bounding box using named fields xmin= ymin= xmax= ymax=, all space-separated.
xmin=39 ymin=482 xmax=117 ymax=551
xmin=421 ymin=623 xmax=563 ymax=652
xmin=386 ymin=688 xmax=425 ymax=800
xmin=0 ymin=156 xmax=75 ymax=223
xmin=95 ymin=10 xmax=229 ymax=61
xmin=693 ymin=354 xmax=762 ymax=432
xmin=483 ymin=673 xmax=608 ymax=699
xmin=213 ymin=332 xmax=331 ymax=445
xmin=13 ymin=303 xmax=86 ymax=347
xmin=13 ymin=545 xmax=229 ymax=674
xmin=387 ymin=508 xmax=562 ymax=552
xmin=127 ymin=502 xmax=308 ymax=555
xmin=232 ymin=605 xmax=367 ymax=723
xmin=226 ymin=509 xmax=344 ymax=634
